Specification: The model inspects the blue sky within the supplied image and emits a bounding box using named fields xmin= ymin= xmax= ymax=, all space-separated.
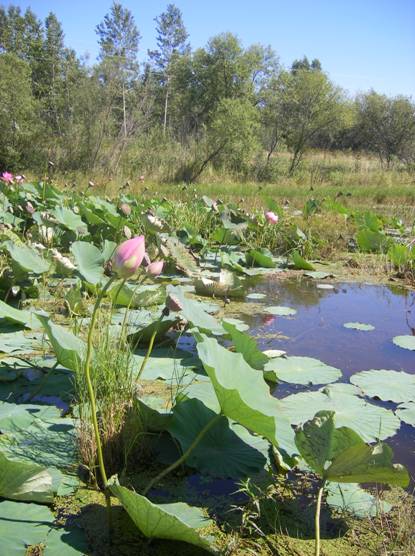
xmin=10 ymin=0 xmax=415 ymax=97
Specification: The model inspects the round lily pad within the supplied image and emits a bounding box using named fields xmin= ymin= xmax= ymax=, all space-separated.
xmin=317 ymin=284 xmax=334 ymax=290
xmin=392 ymin=335 xmax=415 ymax=351
xmin=263 ymin=349 xmax=286 ymax=358
xmin=343 ymin=322 xmax=375 ymax=331
xmin=278 ymin=387 xmax=400 ymax=442
xmin=246 ymin=293 xmax=266 ymax=300
xmin=265 ymin=306 xmax=297 ymax=317
xmin=264 ymin=356 xmax=342 ymax=385
xmin=350 ymin=369 xmax=415 ymax=403
xmin=396 ymin=403 xmax=415 ymax=427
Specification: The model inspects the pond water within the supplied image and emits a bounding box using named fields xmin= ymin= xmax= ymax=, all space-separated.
xmin=243 ymin=277 xmax=415 ymax=477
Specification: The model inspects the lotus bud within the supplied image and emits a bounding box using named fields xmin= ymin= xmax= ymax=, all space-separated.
xmin=123 ymin=225 xmax=132 ymax=239
xmin=112 ymin=235 xmax=145 ymax=278
xmin=119 ymin=203 xmax=131 ymax=217
xmin=265 ymin=211 xmax=279 ymax=224
xmin=146 ymin=260 xmax=164 ymax=276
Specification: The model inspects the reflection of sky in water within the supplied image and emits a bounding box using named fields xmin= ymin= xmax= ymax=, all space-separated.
xmin=243 ymin=278 xmax=415 ymax=475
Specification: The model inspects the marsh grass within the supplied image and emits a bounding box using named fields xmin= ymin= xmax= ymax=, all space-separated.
xmin=75 ymin=308 xmax=140 ymax=479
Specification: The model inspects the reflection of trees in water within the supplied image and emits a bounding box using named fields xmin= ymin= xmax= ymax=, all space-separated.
xmin=257 ymin=277 xmax=336 ymax=308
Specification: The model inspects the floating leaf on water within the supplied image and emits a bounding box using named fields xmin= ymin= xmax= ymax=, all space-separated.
xmin=265 ymin=306 xmax=297 ymax=316
xmin=109 ymin=482 xmax=215 ymax=552
xmin=278 ymin=386 xmax=400 ymax=442
xmin=246 ymin=293 xmax=266 ymax=300
xmin=263 ymin=349 xmax=286 ymax=358
xmin=392 ymin=335 xmax=415 ymax=351
xmin=343 ymin=322 xmax=375 ymax=331
xmin=317 ymin=284 xmax=334 ymax=290
xmin=350 ymin=369 xmax=415 ymax=403
xmin=194 ymin=270 xmax=245 ymax=299
xmin=326 ymin=482 xmax=392 ymax=517
xmin=0 ymin=500 xmax=53 ymax=553
xmin=396 ymin=403 xmax=415 ymax=427
xmin=304 ymin=271 xmax=333 ymax=280
xmin=264 ymin=356 xmax=342 ymax=385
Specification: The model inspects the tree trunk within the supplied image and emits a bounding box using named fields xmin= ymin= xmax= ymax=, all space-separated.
xmin=163 ymin=77 xmax=170 ymax=136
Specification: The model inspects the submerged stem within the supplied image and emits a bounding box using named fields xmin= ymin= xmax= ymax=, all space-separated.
xmin=315 ymin=480 xmax=326 ymax=556
xmin=143 ymin=412 xmax=223 ymax=495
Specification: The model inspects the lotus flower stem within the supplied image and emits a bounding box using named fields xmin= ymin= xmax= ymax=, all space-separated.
xmin=315 ymin=480 xmax=326 ymax=556
xmin=136 ymin=314 xmax=163 ymax=380
xmin=84 ymin=276 xmax=116 ymax=488
xmin=143 ymin=412 xmax=223 ymax=495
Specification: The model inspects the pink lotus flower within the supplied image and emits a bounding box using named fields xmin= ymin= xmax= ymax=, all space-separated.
xmin=265 ymin=211 xmax=279 ymax=224
xmin=139 ymin=175 xmax=145 ymax=182
xmin=112 ymin=236 xmax=145 ymax=278
xmin=146 ymin=260 xmax=164 ymax=276
xmin=1 ymin=172 xmax=14 ymax=184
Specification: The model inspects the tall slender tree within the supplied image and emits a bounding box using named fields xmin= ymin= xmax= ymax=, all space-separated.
xmin=96 ymin=2 xmax=140 ymax=138
xmin=149 ymin=4 xmax=190 ymax=134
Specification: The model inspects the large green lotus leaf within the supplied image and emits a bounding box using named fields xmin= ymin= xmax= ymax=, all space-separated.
xmin=295 ymin=411 xmax=363 ymax=477
xmin=327 ymin=442 xmax=409 ymax=486
xmin=168 ymin=398 xmax=268 ymax=478
xmin=356 ymin=229 xmax=389 ymax=253
xmin=132 ymin=349 xmax=203 ymax=381
xmin=295 ymin=411 xmax=409 ymax=487
xmin=265 ymin=306 xmax=297 ymax=316
xmin=343 ymin=322 xmax=375 ymax=331
xmin=109 ymin=283 xmax=166 ymax=308
xmin=168 ymin=287 xmax=224 ymax=335
xmin=164 ymin=236 xmax=200 ymax=276
xmin=396 ymin=403 xmax=415 ymax=426
xmin=6 ymin=241 xmax=50 ymax=274
xmin=52 ymin=207 xmax=87 ymax=234
xmin=196 ymin=335 xmax=282 ymax=447
xmin=350 ymin=369 xmax=415 ymax=403
xmin=0 ymin=500 xmax=53 ymax=555
xmin=37 ymin=315 xmax=85 ymax=371
xmin=278 ymin=386 xmax=400 ymax=442
xmin=246 ymin=249 xmax=276 ymax=269
xmin=0 ymin=414 xmax=77 ymax=470
xmin=222 ymin=321 xmax=269 ymax=370
xmin=0 ymin=401 xmax=60 ymax=432
xmin=0 ymin=451 xmax=54 ymax=503
xmin=264 ymin=356 xmax=342 ymax=385
xmin=0 ymin=300 xmax=43 ymax=329
xmin=326 ymin=482 xmax=391 ymax=517
xmin=70 ymin=241 xmax=106 ymax=285
xmin=109 ymin=483 xmax=215 ymax=552
xmin=392 ymin=335 xmax=415 ymax=351
xmin=128 ymin=315 xmax=179 ymax=346
xmin=0 ymin=500 xmax=86 ymax=555
xmin=0 ymin=330 xmax=42 ymax=355
xmin=136 ymin=395 xmax=172 ymax=431
xmin=291 ymin=251 xmax=315 ymax=271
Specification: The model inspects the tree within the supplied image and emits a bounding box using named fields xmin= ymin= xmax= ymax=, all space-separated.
xmin=291 ymin=56 xmax=322 ymax=74
xmin=274 ymin=69 xmax=344 ymax=174
xmin=356 ymin=91 xmax=415 ymax=167
xmin=96 ymin=2 xmax=140 ymax=138
xmin=0 ymin=53 xmax=41 ymax=169
xmin=149 ymin=3 xmax=190 ymax=134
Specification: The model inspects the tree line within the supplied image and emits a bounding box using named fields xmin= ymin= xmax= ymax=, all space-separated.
xmin=1 ymin=2 xmax=414 ymax=182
